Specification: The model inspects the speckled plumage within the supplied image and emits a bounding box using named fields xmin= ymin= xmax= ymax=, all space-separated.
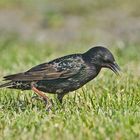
xmin=0 ymin=46 xmax=121 ymax=103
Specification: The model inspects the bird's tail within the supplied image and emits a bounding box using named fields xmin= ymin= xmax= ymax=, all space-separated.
xmin=0 ymin=73 xmax=31 ymax=90
xmin=0 ymin=80 xmax=31 ymax=90
xmin=0 ymin=73 xmax=23 ymax=89
xmin=0 ymin=81 xmax=13 ymax=88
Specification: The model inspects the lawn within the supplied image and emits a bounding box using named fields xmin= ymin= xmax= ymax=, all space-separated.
xmin=0 ymin=41 xmax=139 ymax=140
xmin=0 ymin=0 xmax=140 ymax=140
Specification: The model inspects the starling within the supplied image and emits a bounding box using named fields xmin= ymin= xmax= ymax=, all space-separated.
xmin=0 ymin=46 xmax=121 ymax=104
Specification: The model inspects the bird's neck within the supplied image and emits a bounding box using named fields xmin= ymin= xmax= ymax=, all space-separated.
xmin=82 ymin=55 xmax=101 ymax=78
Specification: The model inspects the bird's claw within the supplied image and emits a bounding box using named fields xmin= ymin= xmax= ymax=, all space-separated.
xmin=31 ymin=95 xmax=53 ymax=111
xmin=44 ymin=98 xmax=53 ymax=112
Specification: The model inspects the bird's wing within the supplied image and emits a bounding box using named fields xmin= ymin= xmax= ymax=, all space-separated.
xmin=4 ymin=55 xmax=85 ymax=81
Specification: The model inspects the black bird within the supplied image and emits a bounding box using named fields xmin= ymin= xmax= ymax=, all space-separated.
xmin=0 ymin=46 xmax=120 ymax=104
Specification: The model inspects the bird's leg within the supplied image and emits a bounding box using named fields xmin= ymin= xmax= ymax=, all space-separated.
xmin=57 ymin=93 xmax=65 ymax=104
xmin=31 ymin=85 xmax=49 ymax=102
xmin=31 ymin=83 xmax=52 ymax=110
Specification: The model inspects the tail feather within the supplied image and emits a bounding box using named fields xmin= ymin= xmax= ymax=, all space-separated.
xmin=0 ymin=81 xmax=13 ymax=88
xmin=3 ymin=73 xmax=24 ymax=81
xmin=0 ymin=81 xmax=31 ymax=90
xmin=3 ymin=72 xmax=43 ymax=81
xmin=0 ymin=73 xmax=32 ymax=90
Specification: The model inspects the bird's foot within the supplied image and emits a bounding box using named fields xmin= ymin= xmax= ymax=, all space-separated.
xmin=43 ymin=98 xmax=53 ymax=112
xmin=31 ymin=95 xmax=53 ymax=111
xmin=31 ymin=84 xmax=53 ymax=111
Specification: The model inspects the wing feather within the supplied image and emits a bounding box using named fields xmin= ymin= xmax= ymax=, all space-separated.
xmin=3 ymin=55 xmax=85 ymax=82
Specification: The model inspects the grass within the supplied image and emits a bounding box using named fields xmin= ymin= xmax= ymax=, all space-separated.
xmin=0 ymin=39 xmax=140 ymax=140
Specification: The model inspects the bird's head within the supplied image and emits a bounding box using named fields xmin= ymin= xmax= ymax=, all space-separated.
xmin=83 ymin=46 xmax=121 ymax=75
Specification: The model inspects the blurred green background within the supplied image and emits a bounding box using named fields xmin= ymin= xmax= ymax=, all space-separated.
xmin=0 ymin=0 xmax=140 ymax=44
xmin=0 ymin=0 xmax=140 ymax=140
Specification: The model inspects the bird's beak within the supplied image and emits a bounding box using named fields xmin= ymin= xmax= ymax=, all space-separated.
xmin=109 ymin=62 xmax=121 ymax=76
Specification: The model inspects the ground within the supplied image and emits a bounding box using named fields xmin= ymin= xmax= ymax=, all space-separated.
xmin=0 ymin=0 xmax=140 ymax=140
